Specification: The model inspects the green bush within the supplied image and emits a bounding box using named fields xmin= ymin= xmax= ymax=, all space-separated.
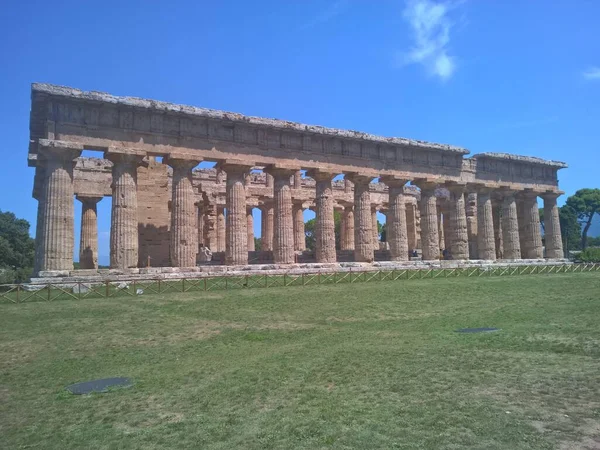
xmin=578 ymin=247 xmax=600 ymax=263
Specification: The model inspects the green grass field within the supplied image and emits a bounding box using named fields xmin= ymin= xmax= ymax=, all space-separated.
xmin=1 ymin=273 xmax=600 ymax=449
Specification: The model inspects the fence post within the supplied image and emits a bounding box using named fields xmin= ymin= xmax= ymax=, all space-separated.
xmin=204 ymin=278 xmax=207 ymax=291
xmin=105 ymin=281 xmax=109 ymax=297
xmin=265 ymin=274 xmax=268 ymax=288
xmin=182 ymin=278 xmax=185 ymax=292
xmin=284 ymin=273 xmax=287 ymax=287
xmin=78 ymin=282 xmax=82 ymax=300
xmin=16 ymin=284 xmax=20 ymax=303
xmin=47 ymin=284 xmax=51 ymax=301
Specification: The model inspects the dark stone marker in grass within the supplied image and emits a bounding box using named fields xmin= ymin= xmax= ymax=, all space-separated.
xmin=456 ymin=327 xmax=500 ymax=333
xmin=66 ymin=377 xmax=133 ymax=395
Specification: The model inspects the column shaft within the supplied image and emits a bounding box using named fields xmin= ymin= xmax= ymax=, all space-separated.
xmin=270 ymin=170 xmax=295 ymax=264
xmin=224 ymin=166 xmax=248 ymax=265
xmin=501 ymin=193 xmax=521 ymax=260
xmin=168 ymin=159 xmax=199 ymax=267
xmin=466 ymin=193 xmax=478 ymax=259
xmin=447 ymin=187 xmax=469 ymax=260
xmin=217 ymin=207 xmax=226 ymax=252
xmin=198 ymin=206 xmax=205 ymax=247
xmin=350 ymin=177 xmax=374 ymax=262
xmin=418 ymin=184 xmax=440 ymax=261
xmin=387 ymin=184 xmax=409 ymax=261
xmin=543 ymin=194 xmax=564 ymax=259
xmin=437 ymin=205 xmax=445 ymax=251
xmin=261 ymin=204 xmax=274 ymax=251
xmin=293 ymin=204 xmax=306 ymax=251
xmin=203 ymin=202 xmax=218 ymax=251
xmin=492 ymin=201 xmax=504 ymax=259
xmin=521 ymin=193 xmax=543 ymax=259
xmin=314 ymin=174 xmax=336 ymax=263
xmin=110 ymin=155 xmax=140 ymax=269
xmin=406 ymin=203 xmax=418 ymax=252
xmin=342 ymin=207 xmax=355 ymax=250
xmin=38 ymin=149 xmax=79 ymax=272
xmin=372 ymin=209 xmax=379 ymax=250
xmin=78 ymin=196 xmax=101 ymax=269
xmin=477 ymin=189 xmax=496 ymax=260
xmin=247 ymin=208 xmax=255 ymax=252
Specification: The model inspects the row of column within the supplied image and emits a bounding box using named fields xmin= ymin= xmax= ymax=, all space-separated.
xmin=36 ymin=148 xmax=565 ymax=272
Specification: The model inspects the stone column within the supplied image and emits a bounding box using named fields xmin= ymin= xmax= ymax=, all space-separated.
xmin=520 ymin=192 xmax=544 ymax=259
xmin=476 ymin=187 xmax=496 ymax=260
xmin=36 ymin=146 xmax=81 ymax=272
xmin=371 ymin=208 xmax=379 ymax=250
xmin=267 ymin=168 xmax=296 ymax=264
xmin=203 ymin=200 xmax=218 ymax=251
xmin=437 ymin=205 xmax=445 ymax=251
xmin=492 ymin=199 xmax=504 ymax=259
xmin=446 ymin=185 xmax=469 ymax=260
xmin=500 ymin=191 xmax=521 ymax=260
xmin=217 ymin=207 xmax=226 ymax=252
xmin=292 ymin=203 xmax=305 ymax=251
xmin=261 ymin=203 xmax=274 ymax=251
xmin=348 ymin=175 xmax=374 ymax=262
xmin=293 ymin=170 xmax=302 ymax=189
xmin=222 ymin=164 xmax=249 ymax=265
xmin=442 ymin=203 xmax=452 ymax=252
xmin=406 ymin=203 xmax=418 ymax=252
xmin=77 ymin=196 xmax=102 ymax=269
xmin=197 ymin=205 xmax=205 ymax=247
xmin=341 ymin=206 xmax=355 ymax=250
xmin=308 ymin=171 xmax=337 ymax=263
xmin=384 ymin=178 xmax=409 ymax=261
xmin=543 ymin=193 xmax=564 ymax=259
xmin=247 ymin=207 xmax=255 ymax=252
xmin=108 ymin=153 xmax=142 ymax=269
xmin=416 ymin=182 xmax=440 ymax=261
xmin=466 ymin=192 xmax=478 ymax=259
xmin=167 ymin=158 xmax=200 ymax=267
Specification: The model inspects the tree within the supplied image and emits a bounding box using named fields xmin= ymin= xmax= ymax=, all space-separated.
xmin=559 ymin=205 xmax=581 ymax=254
xmin=0 ymin=210 xmax=35 ymax=283
xmin=539 ymin=208 xmax=545 ymax=233
xmin=566 ymin=189 xmax=600 ymax=250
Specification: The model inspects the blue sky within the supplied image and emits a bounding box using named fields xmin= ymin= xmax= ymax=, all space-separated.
xmin=1 ymin=0 xmax=599 ymax=265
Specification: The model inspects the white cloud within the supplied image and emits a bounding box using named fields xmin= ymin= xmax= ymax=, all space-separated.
xmin=401 ymin=0 xmax=462 ymax=80
xmin=583 ymin=67 xmax=600 ymax=80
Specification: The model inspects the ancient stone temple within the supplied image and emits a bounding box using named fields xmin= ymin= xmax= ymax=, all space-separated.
xmin=28 ymin=84 xmax=567 ymax=276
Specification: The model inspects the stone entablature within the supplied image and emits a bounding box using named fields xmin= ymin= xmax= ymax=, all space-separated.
xmin=28 ymin=83 xmax=568 ymax=274
xmin=29 ymin=84 xmax=564 ymax=193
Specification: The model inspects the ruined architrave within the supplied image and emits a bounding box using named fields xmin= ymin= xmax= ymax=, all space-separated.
xmin=28 ymin=84 xmax=568 ymax=275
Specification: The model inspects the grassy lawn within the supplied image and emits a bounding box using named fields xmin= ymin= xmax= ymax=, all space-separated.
xmin=1 ymin=273 xmax=600 ymax=449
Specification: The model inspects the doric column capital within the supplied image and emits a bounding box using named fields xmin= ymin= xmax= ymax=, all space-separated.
xmin=345 ymin=172 xmax=374 ymax=186
xmin=38 ymin=139 xmax=82 ymax=162
xmin=381 ymin=176 xmax=409 ymax=189
xmin=444 ymin=181 xmax=467 ymax=195
xmin=516 ymin=189 xmax=541 ymax=200
xmin=76 ymin=195 xmax=103 ymax=206
xmin=106 ymin=151 xmax=145 ymax=166
xmin=540 ymin=191 xmax=563 ymax=202
xmin=306 ymin=169 xmax=336 ymax=182
xmin=165 ymin=157 xmax=201 ymax=171
xmin=217 ymin=159 xmax=255 ymax=175
xmin=413 ymin=179 xmax=440 ymax=193
xmin=264 ymin=164 xmax=299 ymax=179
